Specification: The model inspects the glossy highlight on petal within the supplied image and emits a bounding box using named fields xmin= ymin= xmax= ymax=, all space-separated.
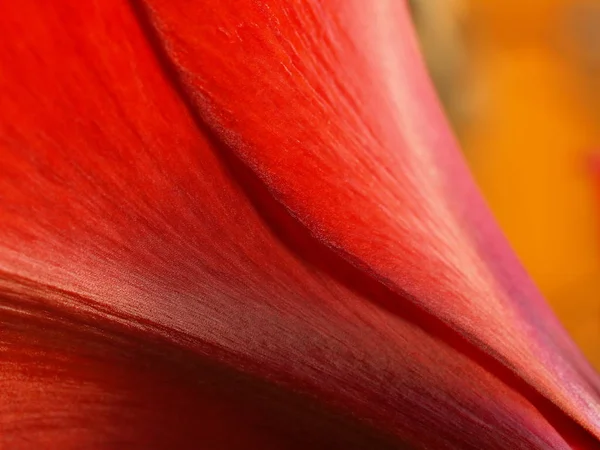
xmin=0 ymin=1 xmax=599 ymax=449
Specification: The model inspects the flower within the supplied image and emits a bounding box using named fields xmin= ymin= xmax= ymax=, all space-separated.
xmin=0 ymin=1 xmax=598 ymax=449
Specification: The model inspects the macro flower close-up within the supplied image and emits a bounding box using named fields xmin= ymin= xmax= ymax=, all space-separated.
xmin=1 ymin=1 xmax=599 ymax=449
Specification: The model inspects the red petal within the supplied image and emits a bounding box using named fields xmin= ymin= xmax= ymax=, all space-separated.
xmin=1 ymin=286 xmax=401 ymax=449
xmin=0 ymin=1 xmax=598 ymax=449
xmin=136 ymin=0 xmax=600 ymax=443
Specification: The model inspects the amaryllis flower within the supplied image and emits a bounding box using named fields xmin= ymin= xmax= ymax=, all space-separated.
xmin=0 ymin=1 xmax=598 ymax=449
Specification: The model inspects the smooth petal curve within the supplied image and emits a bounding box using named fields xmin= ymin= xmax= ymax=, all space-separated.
xmin=0 ymin=1 xmax=597 ymax=449
xmin=1 ymin=284 xmax=401 ymax=450
xmin=134 ymin=0 xmax=600 ymax=444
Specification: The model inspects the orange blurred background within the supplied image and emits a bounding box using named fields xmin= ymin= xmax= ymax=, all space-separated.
xmin=411 ymin=0 xmax=600 ymax=368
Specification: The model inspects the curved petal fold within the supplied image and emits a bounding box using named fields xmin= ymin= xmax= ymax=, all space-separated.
xmin=0 ymin=1 xmax=598 ymax=449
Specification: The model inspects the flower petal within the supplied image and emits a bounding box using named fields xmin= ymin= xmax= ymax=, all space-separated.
xmin=1 ymin=285 xmax=402 ymax=449
xmin=135 ymin=0 xmax=600 ymax=443
xmin=0 ymin=1 xmax=597 ymax=449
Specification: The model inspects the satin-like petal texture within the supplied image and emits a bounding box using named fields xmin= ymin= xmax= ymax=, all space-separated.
xmin=0 ymin=1 xmax=598 ymax=449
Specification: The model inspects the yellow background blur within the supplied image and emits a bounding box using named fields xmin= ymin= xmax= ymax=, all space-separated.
xmin=413 ymin=0 xmax=600 ymax=368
